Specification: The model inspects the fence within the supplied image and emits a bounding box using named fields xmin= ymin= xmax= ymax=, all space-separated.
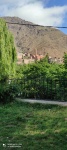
xmin=4 ymin=76 xmax=67 ymax=101
xmin=0 ymin=77 xmax=67 ymax=101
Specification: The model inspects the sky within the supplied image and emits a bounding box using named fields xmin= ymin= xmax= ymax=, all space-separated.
xmin=0 ymin=0 xmax=67 ymax=34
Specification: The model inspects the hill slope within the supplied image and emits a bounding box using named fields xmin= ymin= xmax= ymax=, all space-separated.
xmin=1 ymin=17 xmax=67 ymax=60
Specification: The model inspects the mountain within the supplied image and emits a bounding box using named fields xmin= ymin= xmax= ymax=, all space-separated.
xmin=1 ymin=16 xmax=67 ymax=62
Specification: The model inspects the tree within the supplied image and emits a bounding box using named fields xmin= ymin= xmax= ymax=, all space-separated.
xmin=63 ymin=52 xmax=67 ymax=69
xmin=0 ymin=19 xmax=17 ymax=80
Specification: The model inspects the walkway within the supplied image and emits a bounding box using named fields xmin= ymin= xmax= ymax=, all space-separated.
xmin=16 ymin=98 xmax=67 ymax=106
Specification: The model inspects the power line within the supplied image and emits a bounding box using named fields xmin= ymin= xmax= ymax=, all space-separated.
xmin=6 ymin=21 xmax=67 ymax=29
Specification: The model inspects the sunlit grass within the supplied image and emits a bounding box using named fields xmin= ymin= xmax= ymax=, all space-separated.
xmin=0 ymin=101 xmax=67 ymax=150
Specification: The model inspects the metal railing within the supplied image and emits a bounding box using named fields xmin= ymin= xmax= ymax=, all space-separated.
xmin=0 ymin=77 xmax=67 ymax=101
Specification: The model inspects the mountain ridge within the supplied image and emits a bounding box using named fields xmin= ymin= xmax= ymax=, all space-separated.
xmin=1 ymin=16 xmax=67 ymax=62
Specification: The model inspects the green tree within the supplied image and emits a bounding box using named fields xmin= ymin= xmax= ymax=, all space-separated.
xmin=63 ymin=52 xmax=67 ymax=69
xmin=0 ymin=19 xmax=17 ymax=80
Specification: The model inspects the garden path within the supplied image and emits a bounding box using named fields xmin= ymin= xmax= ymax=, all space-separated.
xmin=16 ymin=98 xmax=67 ymax=106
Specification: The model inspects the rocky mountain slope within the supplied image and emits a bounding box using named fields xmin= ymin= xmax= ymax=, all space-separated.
xmin=1 ymin=17 xmax=67 ymax=60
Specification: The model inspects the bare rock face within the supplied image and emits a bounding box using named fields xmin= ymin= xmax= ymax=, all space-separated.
xmin=1 ymin=16 xmax=67 ymax=59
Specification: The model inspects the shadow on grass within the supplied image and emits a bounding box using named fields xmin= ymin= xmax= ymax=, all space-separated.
xmin=16 ymin=100 xmax=62 ymax=110
xmin=0 ymin=101 xmax=67 ymax=150
xmin=1 ymin=132 xmax=67 ymax=150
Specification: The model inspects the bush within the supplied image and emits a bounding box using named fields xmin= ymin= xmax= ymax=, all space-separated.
xmin=0 ymin=81 xmax=19 ymax=104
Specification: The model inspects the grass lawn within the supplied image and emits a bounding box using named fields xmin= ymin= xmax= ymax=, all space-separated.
xmin=0 ymin=100 xmax=67 ymax=150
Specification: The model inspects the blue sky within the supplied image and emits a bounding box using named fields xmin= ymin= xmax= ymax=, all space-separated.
xmin=0 ymin=0 xmax=67 ymax=34
xmin=45 ymin=0 xmax=67 ymax=7
xmin=46 ymin=0 xmax=67 ymax=34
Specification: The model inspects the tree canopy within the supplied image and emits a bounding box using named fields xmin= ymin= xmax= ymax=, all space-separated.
xmin=0 ymin=19 xmax=17 ymax=80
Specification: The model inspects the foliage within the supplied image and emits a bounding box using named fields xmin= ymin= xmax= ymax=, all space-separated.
xmin=17 ymin=60 xmax=64 ymax=81
xmin=15 ymin=54 xmax=67 ymax=101
xmin=16 ymin=64 xmax=28 ymax=78
xmin=63 ymin=52 xmax=67 ymax=69
xmin=0 ymin=19 xmax=67 ymax=102
xmin=16 ymin=56 xmax=65 ymax=80
xmin=0 ymin=81 xmax=19 ymax=103
xmin=0 ymin=19 xmax=17 ymax=80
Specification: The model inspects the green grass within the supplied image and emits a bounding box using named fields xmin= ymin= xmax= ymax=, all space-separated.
xmin=0 ymin=101 xmax=67 ymax=150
